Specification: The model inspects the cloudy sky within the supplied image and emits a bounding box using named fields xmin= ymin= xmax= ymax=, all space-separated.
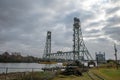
xmin=0 ymin=0 xmax=120 ymax=59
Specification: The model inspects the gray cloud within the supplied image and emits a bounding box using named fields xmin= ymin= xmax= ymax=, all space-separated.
xmin=106 ymin=15 xmax=120 ymax=27
xmin=0 ymin=0 xmax=120 ymax=59
xmin=106 ymin=6 xmax=120 ymax=15
xmin=102 ymin=26 xmax=120 ymax=42
xmin=85 ymin=29 xmax=100 ymax=34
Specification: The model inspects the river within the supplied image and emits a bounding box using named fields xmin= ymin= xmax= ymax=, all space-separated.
xmin=0 ymin=63 xmax=62 ymax=73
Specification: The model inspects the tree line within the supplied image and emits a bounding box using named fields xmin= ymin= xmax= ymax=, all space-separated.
xmin=0 ymin=52 xmax=41 ymax=63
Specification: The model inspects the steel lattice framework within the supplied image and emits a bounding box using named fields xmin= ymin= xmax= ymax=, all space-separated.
xmin=43 ymin=17 xmax=93 ymax=62
xmin=43 ymin=31 xmax=51 ymax=60
xmin=73 ymin=17 xmax=93 ymax=61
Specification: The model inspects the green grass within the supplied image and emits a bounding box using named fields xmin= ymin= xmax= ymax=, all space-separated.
xmin=53 ymin=75 xmax=83 ymax=80
xmin=100 ymin=69 xmax=120 ymax=80
xmin=52 ymin=73 xmax=93 ymax=80
xmin=22 ymin=71 xmax=55 ymax=80
xmin=15 ymin=68 xmax=120 ymax=80
xmin=91 ymin=68 xmax=120 ymax=80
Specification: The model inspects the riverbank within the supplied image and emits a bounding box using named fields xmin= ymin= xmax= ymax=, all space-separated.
xmin=91 ymin=68 xmax=120 ymax=80
xmin=0 ymin=71 xmax=56 ymax=80
xmin=1 ymin=68 xmax=120 ymax=80
xmin=0 ymin=72 xmax=28 ymax=80
xmin=52 ymin=68 xmax=120 ymax=80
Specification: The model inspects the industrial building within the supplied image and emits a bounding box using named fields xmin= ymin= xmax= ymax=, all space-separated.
xmin=95 ymin=52 xmax=106 ymax=65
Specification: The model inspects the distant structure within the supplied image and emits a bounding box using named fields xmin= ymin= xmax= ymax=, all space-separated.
xmin=95 ymin=52 xmax=106 ymax=64
xmin=42 ymin=17 xmax=93 ymax=62
xmin=43 ymin=31 xmax=51 ymax=60
xmin=73 ymin=17 xmax=92 ymax=61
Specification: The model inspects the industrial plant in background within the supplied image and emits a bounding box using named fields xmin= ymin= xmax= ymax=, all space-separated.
xmin=95 ymin=52 xmax=106 ymax=65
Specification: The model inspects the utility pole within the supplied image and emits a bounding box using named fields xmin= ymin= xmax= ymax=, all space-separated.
xmin=114 ymin=43 xmax=118 ymax=69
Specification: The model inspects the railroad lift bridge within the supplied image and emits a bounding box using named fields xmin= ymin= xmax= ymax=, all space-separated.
xmin=43 ymin=17 xmax=95 ymax=66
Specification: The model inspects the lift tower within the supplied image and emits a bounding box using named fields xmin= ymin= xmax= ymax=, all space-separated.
xmin=73 ymin=17 xmax=92 ymax=61
xmin=43 ymin=31 xmax=51 ymax=60
xmin=73 ymin=17 xmax=80 ymax=60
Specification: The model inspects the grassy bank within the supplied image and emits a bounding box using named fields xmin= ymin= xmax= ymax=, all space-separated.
xmin=52 ymin=73 xmax=92 ymax=80
xmin=52 ymin=68 xmax=120 ymax=80
xmin=91 ymin=68 xmax=120 ymax=80
xmin=21 ymin=71 xmax=55 ymax=80
xmin=0 ymin=71 xmax=56 ymax=80
xmin=5 ymin=68 xmax=119 ymax=80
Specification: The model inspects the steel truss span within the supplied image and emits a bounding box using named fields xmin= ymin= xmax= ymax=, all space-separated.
xmin=43 ymin=17 xmax=93 ymax=62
